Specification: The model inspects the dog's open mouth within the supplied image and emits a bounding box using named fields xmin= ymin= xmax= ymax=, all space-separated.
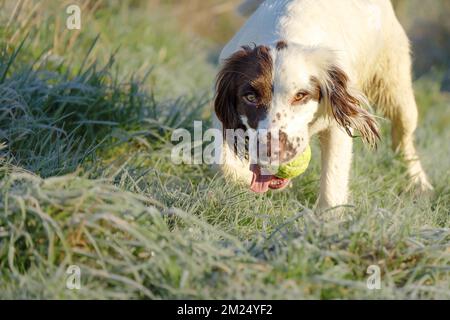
xmin=250 ymin=164 xmax=290 ymax=193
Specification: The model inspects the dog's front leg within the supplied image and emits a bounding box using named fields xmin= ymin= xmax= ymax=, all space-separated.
xmin=317 ymin=126 xmax=353 ymax=212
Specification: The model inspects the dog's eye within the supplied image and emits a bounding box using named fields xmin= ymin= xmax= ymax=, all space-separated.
xmin=243 ymin=93 xmax=258 ymax=104
xmin=292 ymin=91 xmax=308 ymax=104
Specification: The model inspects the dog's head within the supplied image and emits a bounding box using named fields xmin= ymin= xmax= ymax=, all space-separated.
xmin=214 ymin=41 xmax=380 ymax=166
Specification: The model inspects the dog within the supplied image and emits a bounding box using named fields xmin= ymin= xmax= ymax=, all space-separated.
xmin=213 ymin=0 xmax=432 ymax=211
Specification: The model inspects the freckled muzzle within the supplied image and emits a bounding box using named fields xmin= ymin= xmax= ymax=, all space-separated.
xmin=258 ymin=130 xmax=298 ymax=167
xmin=248 ymin=129 xmax=305 ymax=194
xmin=249 ymin=133 xmax=311 ymax=194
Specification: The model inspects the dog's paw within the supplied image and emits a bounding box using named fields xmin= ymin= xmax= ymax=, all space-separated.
xmin=408 ymin=172 xmax=434 ymax=196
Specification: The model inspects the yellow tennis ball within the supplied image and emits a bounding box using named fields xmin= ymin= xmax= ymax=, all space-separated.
xmin=275 ymin=145 xmax=311 ymax=179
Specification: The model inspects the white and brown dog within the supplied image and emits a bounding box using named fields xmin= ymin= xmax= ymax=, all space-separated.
xmin=213 ymin=0 xmax=432 ymax=211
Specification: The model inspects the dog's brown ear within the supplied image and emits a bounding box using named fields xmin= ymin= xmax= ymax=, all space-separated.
xmin=323 ymin=65 xmax=380 ymax=147
xmin=214 ymin=48 xmax=252 ymax=131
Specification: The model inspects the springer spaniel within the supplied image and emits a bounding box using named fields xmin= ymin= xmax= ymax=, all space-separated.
xmin=213 ymin=0 xmax=432 ymax=211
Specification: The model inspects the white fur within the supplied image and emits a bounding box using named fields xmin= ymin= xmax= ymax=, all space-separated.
xmin=216 ymin=0 xmax=432 ymax=211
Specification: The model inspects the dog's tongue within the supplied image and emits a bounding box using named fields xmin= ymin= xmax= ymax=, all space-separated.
xmin=250 ymin=164 xmax=290 ymax=193
xmin=250 ymin=164 xmax=273 ymax=193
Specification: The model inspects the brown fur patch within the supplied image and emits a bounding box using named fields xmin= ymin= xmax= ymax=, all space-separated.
xmin=214 ymin=45 xmax=273 ymax=131
xmin=325 ymin=66 xmax=380 ymax=147
xmin=310 ymin=77 xmax=323 ymax=101
xmin=276 ymin=40 xmax=288 ymax=51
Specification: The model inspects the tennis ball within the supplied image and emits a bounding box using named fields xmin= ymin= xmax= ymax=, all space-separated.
xmin=275 ymin=145 xmax=311 ymax=179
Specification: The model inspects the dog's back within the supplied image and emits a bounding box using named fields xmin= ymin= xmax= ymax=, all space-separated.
xmin=237 ymin=0 xmax=394 ymax=16
xmin=223 ymin=0 xmax=398 ymax=69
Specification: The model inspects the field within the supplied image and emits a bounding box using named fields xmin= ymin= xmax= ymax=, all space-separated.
xmin=0 ymin=0 xmax=449 ymax=299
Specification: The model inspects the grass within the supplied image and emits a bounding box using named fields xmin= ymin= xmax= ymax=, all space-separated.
xmin=0 ymin=1 xmax=449 ymax=299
